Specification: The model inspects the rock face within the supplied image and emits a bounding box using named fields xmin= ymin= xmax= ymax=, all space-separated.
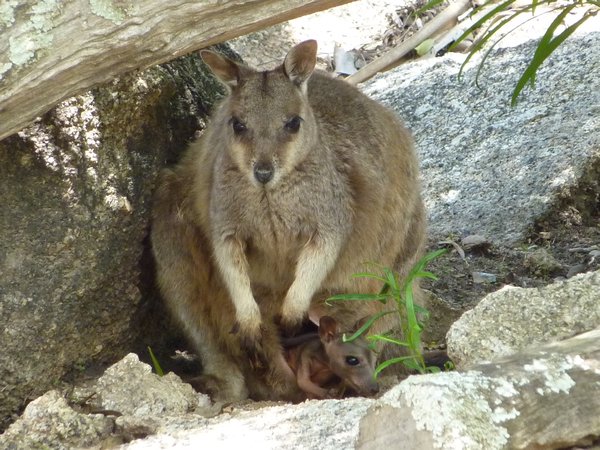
xmin=446 ymin=269 xmax=600 ymax=367
xmin=0 ymin=51 xmax=225 ymax=430
xmin=363 ymin=31 xmax=600 ymax=244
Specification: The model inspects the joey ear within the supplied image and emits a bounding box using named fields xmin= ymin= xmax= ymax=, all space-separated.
xmin=319 ymin=316 xmax=339 ymax=343
xmin=283 ymin=40 xmax=317 ymax=88
xmin=353 ymin=316 xmax=370 ymax=333
xmin=200 ymin=50 xmax=245 ymax=89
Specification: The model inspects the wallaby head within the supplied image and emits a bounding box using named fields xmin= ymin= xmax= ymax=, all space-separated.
xmin=200 ymin=40 xmax=319 ymax=188
xmin=318 ymin=316 xmax=379 ymax=397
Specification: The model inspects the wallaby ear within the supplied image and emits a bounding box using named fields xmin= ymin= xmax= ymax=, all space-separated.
xmin=283 ymin=40 xmax=317 ymax=88
xmin=200 ymin=50 xmax=244 ymax=90
xmin=319 ymin=316 xmax=339 ymax=343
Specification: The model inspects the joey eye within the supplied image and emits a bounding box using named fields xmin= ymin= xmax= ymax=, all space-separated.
xmin=230 ymin=117 xmax=247 ymax=135
xmin=345 ymin=356 xmax=360 ymax=366
xmin=284 ymin=116 xmax=302 ymax=133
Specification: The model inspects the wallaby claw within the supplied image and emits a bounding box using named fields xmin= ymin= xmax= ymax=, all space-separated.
xmin=232 ymin=322 xmax=268 ymax=371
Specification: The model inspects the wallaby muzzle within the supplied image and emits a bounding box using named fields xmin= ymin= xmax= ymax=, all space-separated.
xmin=254 ymin=161 xmax=274 ymax=184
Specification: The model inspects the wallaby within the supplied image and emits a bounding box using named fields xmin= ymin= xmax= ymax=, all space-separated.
xmin=283 ymin=316 xmax=379 ymax=399
xmin=151 ymin=39 xmax=426 ymax=403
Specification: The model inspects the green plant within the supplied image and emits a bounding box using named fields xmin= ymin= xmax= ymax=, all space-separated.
xmin=326 ymin=248 xmax=448 ymax=376
xmin=451 ymin=0 xmax=599 ymax=105
xmin=147 ymin=346 xmax=164 ymax=377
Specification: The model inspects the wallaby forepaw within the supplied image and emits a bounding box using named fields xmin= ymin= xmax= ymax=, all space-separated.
xmin=326 ymin=387 xmax=341 ymax=399
xmin=230 ymin=317 xmax=263 ymax=345
xmin=275 ymin=310 xmax=306 ymax=337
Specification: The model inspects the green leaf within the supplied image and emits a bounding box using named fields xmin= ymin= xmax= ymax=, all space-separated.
xmin=453 ymin=1 xmax=523 ymax=80
xmin=367 ymin=334 xmax=410 ymax=347
xmin=511 ymin=6 xmax=591 ymax=105
xmin=415 ymin=0 xmax=445 ymax=15
xmin=325 ymin=292 xmax=389 ymax=305
xmin=474 ymin=5 xmax=548 ymax=89
xmin=147 ymin=346 xmax=164 ymax=377
xmin=351 ymin=272 xmax=388 ymax=284
xmin=444 ymin=360 xmax=456 ymax=371
xmin=378 ymin=282 xmax=391 ymax=296
xmin=420 ymin=248 xmax=449 ymax=264
xmin=374 ymin=356 xmax=417 ymax=377
xmin=401 ymin=358 xmax=423 ymax=372
xmin=415 ymin=38 xmax=436 ymax=56
xmin=342 ymin=310 xmax=394 ymax=342
xmin=414 ymin=270 xmax=439 ymax=280
xmin=383 ymin=266 xmax=400 ymax=294
xmin=451 ymin=0 xmax=518 ymax=49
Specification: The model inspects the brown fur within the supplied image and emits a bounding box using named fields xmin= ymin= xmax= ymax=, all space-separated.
xmin=150 ymin=40 xmax=426 ymax=402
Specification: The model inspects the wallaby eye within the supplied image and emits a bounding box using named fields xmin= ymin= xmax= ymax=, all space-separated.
xmin=284 ymin=116 xmax=302 ymax=133
xmin=345 ymin=356 xmax=360 ymax=366
xmin=230 ymin=117 xmax=247 ymax=135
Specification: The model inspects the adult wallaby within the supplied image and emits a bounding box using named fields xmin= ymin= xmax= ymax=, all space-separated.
xmin=151 ymin=40 xmax=426 ymax=403
xmin=283 ymin=316 xmax=379 ymax=400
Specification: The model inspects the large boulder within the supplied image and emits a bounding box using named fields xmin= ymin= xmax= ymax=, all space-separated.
xmin=0 ymin=51 xmax=226 ymax=430
xmin=447 ymin=269 xmax=600 ymax=367
xmin=363 ymin=31 xmax=600 ymax=244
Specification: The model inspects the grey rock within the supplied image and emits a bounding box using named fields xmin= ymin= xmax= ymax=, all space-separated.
xmin=362 ymin=32 xmax=600 ymax=244
xmin=0 ymin=390 xmax=114 ymax=450
xmin=89 ymin=353 xmax=209 ymax=417
xmin=447 ymin=270 xmax=600 ymax=367
xmin=358 ymin=327 xmax=600 ymax=450
xmin=121 ymin=397 xmax=375 ymax=450
xmin=461 ymin=234 xmax=491 ymax=250
xmin=0 ymin=51 xmax=225 ymax=429
xmin=471 ymin=271 xmax=497 ymax=284
xmin=567 ymin=263 xmax=588 ymax=278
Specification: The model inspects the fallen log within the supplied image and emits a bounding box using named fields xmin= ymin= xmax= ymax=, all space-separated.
xmin=0 ymin=0 xmax=354 ymax=142
xmin=346 ymin=0 xmax=471 ymax=85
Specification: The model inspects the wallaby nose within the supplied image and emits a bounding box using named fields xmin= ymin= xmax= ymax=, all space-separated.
xmin=254 ymin=162 xmax=274 ymax=184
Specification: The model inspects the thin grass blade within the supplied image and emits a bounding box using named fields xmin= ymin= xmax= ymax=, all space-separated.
xmin=147 ymin=346 xmax=164 ymax=377
xmin=453 ymin=0 xmax=518 ymax=46
xmin=511 ymin=6 xmax=590 ymax=105
xmin=342 ymin=310 xmax=394 ymax=342
xmin=374 ymin=356 xmax=418 ymax=377
xmin=325 ymin=292 xmax=389 ymax=305
xmin=367 ymin=334 xmax=410 ymax=347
